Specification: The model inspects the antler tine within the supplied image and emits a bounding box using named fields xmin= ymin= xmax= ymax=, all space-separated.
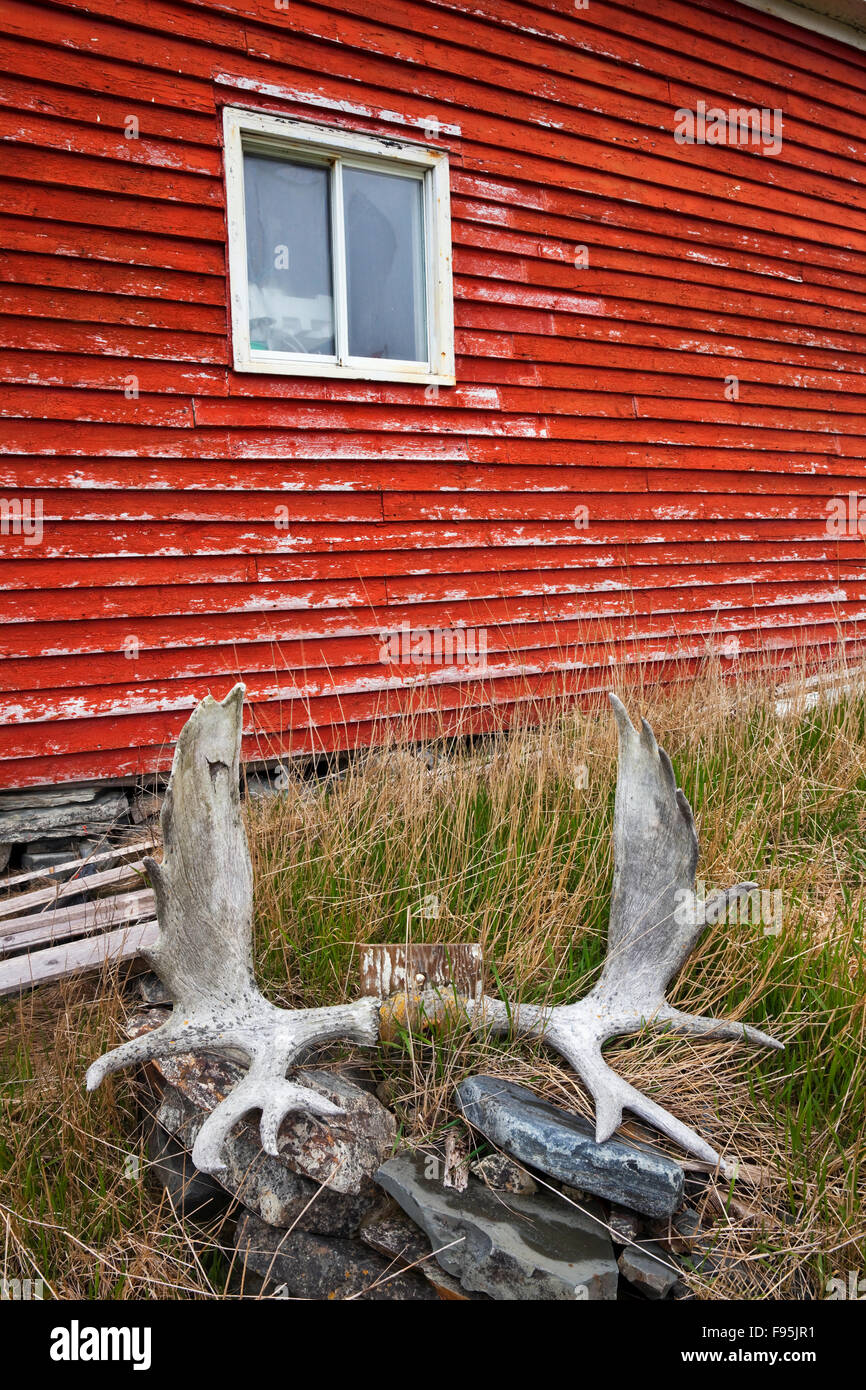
xmin=86 ymin=685 xmax=379 ymax=1174
xmin=465 ymin=692 xmax=782 ymax=1170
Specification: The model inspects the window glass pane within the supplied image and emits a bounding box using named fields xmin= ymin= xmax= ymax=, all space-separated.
xmin=343 ymin=167 xmax=426 ymax=362
xmin=243 ymin=153 xmax=334 ymax=356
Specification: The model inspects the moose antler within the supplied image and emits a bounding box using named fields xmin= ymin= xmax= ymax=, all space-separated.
xmin=468 ymin=694 xmax=782 ymax=1170
xmin=86 ymin=684 xmax=379 ymax=1174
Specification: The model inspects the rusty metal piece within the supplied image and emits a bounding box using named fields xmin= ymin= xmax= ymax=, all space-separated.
xmin=378 ymin=987 xmax=471 ymax=1042
xmin=364 ymin=942 xmax=483 ymax=1043
xmin=360 ymin=942 xmax=483 ymax=1001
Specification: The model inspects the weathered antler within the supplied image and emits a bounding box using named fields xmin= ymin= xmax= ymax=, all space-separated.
xmin=468 ymin=694 xmax=782 ymax=1170
xmin=86 ymin=684 xmax=379 ymax=1173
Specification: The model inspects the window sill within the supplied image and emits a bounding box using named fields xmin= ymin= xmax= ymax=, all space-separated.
xmin=232 ymin=353 xmax=456 ymax=386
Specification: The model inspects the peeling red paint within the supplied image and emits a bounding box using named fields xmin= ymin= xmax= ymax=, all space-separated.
xmin=1 ymin=0 xmax=865 ymax=786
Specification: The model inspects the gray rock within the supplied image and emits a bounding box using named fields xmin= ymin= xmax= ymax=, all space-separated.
xmin=130 ymin=1007 xmax=398 ymax=1238
xmin=359 ymin=1197 xmax=437 ymax=1265
xmin=21 ymin=842 xmax=80 ymax=871
xmin=0 ymin=784 xmax=104 ymax=811
xmin=607 ymin=1204 xmax=642 ymax=1244
xmin=137 ymin=972 xmax=173 ymax=1006
xmin=618 ymin=1241 xmax=680 ymax=1299
xmin=359 ymin=1199 xmax=490 ymax=1300
xmin=0 ymin=790 xmax=129 ymax=841
xmin=647 ymin=1205 xmax=704 ymax=1254
xmin=457 ymin=1075 xmax=684 ymax=1219
xmin=147 ymin=1046 xmax=396 ymax=1195
xmin=130 ymin=793 xmax=162 ymax=824
xmin=145 ymin=1122 xmax=228 ymax=1218
xmin=376 ymin=1152 xmax=618 ymax=1300
xmin=674 ymin=1206 xmax=703 ymax=1240
xmin=157 ymin=1080 xmax=382 ymax=1237
xmin=233 ymin=1210 xmax=439 ymax=1300
xmin=244 ymin=772 xmax=281 ymax=800
xmin=0 ymin=844 xmax=11 ymax=872
xmin=471 ymin=1152 xmax=537 ymax=1195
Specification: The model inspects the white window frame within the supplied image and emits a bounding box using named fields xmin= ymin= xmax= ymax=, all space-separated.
xmin=223 ymin=106 xmax=455 ymax=385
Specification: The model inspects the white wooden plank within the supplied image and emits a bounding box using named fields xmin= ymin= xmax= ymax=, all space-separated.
xmin=0 ymin=836 xmax=155 ymax=892
xmin=735 ymin=0 xmax=866 ymax=53
xmin=0 ymin=859 xmax=148 ymax=921
xmin=0 ymin=888 xmax=155 ymax=952
xmin=213 ymin=73 xmax=463 ymax=137
xmin=0 ymin=920 xmax=159 ymax=995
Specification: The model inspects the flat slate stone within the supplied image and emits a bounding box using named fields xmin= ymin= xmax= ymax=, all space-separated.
xmin=457 ymin=1075 xmax=684 ymax=1219
xmin=21 ymin=846 xmax=80 ymax=871
xmin=0 ymin=790 xmax=129 ymax=842
xmin=360 ymin=1199 xmax=490 ymax=1300
xmin=618 ymin=1241 xmax=680 ymax=1299
xmin=233 ymin=1210 xmax=439 ymax=1301
xmin=0 ymin=785 xmax=104 ymax=811
xmin=376 ymin=1152 xmax=618 ymax=1300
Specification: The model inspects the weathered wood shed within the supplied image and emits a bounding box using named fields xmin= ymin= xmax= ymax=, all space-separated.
xmin=2 ymin=0 xmax=866 ymax=789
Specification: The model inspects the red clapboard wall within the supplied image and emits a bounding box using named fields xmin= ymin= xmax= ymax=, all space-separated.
xmin=1 ymin=0 xmax=866 ymax=788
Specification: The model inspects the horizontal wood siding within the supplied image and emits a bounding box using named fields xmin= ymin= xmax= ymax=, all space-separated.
xmin=1 ymin=0 xmax=865 ymax=784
